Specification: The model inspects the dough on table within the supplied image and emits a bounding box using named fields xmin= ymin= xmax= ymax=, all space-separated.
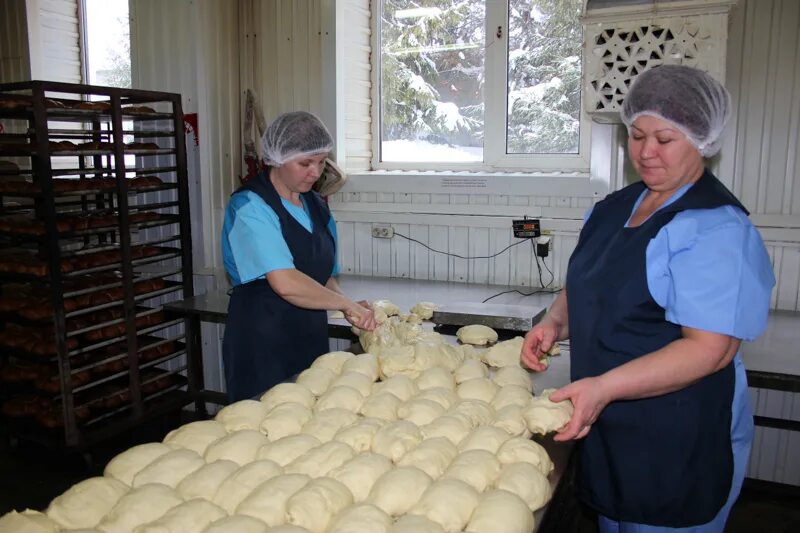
xmin=131 ymin=448 xmax=206 ymax=488
xmin=310 ymin=351 xmax=355 ymax=374
xmin=410 ymin=301 xmax=437 ymax=320
xmin=331 ymin=371 xmax=375 ymax=397
xmin=285 ymin=441 xmax=356 ymax=477
xmin=415 ymin=367 xmax=455 ymax=391
xmin=260 ymin=402 xmax=312 ymax=440
xmin=314 ymin=386 xmax=365 ymax=413
xmin=523 ymin=388 xmax=574 ymax=435
xmin=212 ymin=459 xmax=283 ymax=513
xmin=397 ymin=398 xmax=445 ymax=426
xmin=340 ymin=353 xmax=380 ymax=381
xmin=426 ymin=343 xmax=463 ymax=372
xmin=235 ymin=473 xmax=310 ymax=526
xmin=420 ymin=413 xmax=473 ymax=446
xmin=133 ymin=498 xmax=226 ymax=533
xmin=464 ymin=489 xmax=534 ymax=533
xmin=456 ymin=325 xmax=498 ymax=346
xmin=415 ymin=387 xmax=459 ymax=410
xmin=327 ymin=503 xmax=392 ymax=533
xmin=300 ymin=408 xmax=359 ymax=442
xmin=372 ymin=299 xmax=401 ymax=319
xmin=260 ymin=383 xmax=316 ymax=411
xmin=372 ymin=375 xmax=418 ymax=401
xmin=295 ymin=367 xmax=337 ymax=397
xmin=202 ymin=515 xmax=269 ymax=533
xmin=491 ymin=385 xmax=534 ymax=411
xmin=408 ymin=478 xmax=480 ymax=533
xmin=496 ymin=437 xmax=554 ymax=476
xmin=495 ymin=462 xmax=552 ymax=511
xmin=492 ymin=405 xmax=532 ymax=438
xmin=176 ymin=460 xmax=239 ymax=501
xmin=492 ymin=365 xmax=532 ymax=390
xmin=97 ymin=483 xmax=182 ymax=533
xmin=459 ymin=344 xmax=487 ymax=361
xmin=456 ymin=377 xmax=499 ymax=404
xmin=458 ymin=425 xmax=512 ymax=454
xmin=264 ymin=526 xmax=313 ymax=532
xmin=371 ymin=420 xmax=423 ymax=462
xmin=367 ymin=466 xmax=433 ymax=516
xmin=389 ymin=514 xmax=446 ymax=533
xmin=412 ymin=342 xmax=463 ymax=373
xmin=454 ymin=359 xmax=489 ymax=384
xmin=46 ymin=476 xmax=129 ymax=529
xmin=396 ymin=437 xmax=458 ymax=479
xmin=104 ymin=442 xmax=172 ymax=486
xmin=333 ymin=417 xmax=386 ymax=453
xmin=448 ymin=399 xmax=495 ymax=427
xmin=0 ymin=510 xmax=59 ymax=533
xmin=359 ymin=392 xmax=402 ymax=421
xmin=482 ymin=336 xmax=524 ymax=368
xmin=328 ymin=452 xmax=393 ymax=502
xmin=442 ymin=449 xmax=502 ymax=492
xmin=377 ymin=345 xmax=418 ymax=379
xmin=285 ymin=477 xmax=354 ymax=533
xmin=203 ymin=429 xmax=269 ymax=465
xmin=163 ymin=420 xmax=229 ymax=456
xmin=257 ymin=434 xmax=321 ymax=466
xmin=215 ymin=399 xmax=270 ymax=432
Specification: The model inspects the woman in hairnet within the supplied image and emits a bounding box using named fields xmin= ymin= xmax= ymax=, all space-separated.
xmin=221 ymin=111 xmax=377 ymax=401
xmin=522 ymin=65 xmax=775 ymax=531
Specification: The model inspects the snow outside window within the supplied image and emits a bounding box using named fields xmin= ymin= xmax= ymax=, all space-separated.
xmin=375 ymin=0 xmax=590 ymax=172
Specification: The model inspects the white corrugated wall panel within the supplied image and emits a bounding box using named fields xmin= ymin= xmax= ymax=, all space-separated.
xmin=343 ymin=0 xmax=371 ymax=171
xmin=37 ymin=0 xmax=81 ymax=82
xmin=0 ymin=0 xmax=32 ymax=82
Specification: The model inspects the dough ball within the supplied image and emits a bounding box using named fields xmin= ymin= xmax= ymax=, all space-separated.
xmin=459 ymin=344 xmax=487 ymax=361
xmin=0 ymin=510 xmax=59 ymax=533
xmin=415 ymin=367 xmax=455 ymax=391
xmin=454 ymin=359 xmax=489 ymax=384
xmin=328 ymin=503 xmax=392 ymax=533
xmin=333 ymin=417 xmax=386 ymax=453
xmin=260 ymin=383 xmax=316 ymax=411
xmin=372 ymin=375 xmax=418 ymax=401
xmin=495 ymin=462 xmax=552 ymax=512
xmin=131 ymin=448 xmax=205 ymax=488
xmin=492 ymin=405 xmax=532 ymax=438
xmin=523 ymin=388 xmax=574 ymax=435
xmin=426 ymin=343 xmax=463 ymax=372
xmin=203 ymin=429 xmax=269 ymax=465
xmin=300 ymin=408 xmax=359 ymax=442
xmin=408 ymin=478 xmax=480 ymax=533
xmin=46 ymin=476 xmax=129 ymax=529
xmin=456 ymin=325 xmax=498 ymax=346
xmin=389 ymin=514 xmax=446 ymax=533
xmin=491 ymin=385 xmax=534 ymax=411
xmin=396 ymin=437 xmax=458 ymax=479
xmin=496 ymin=437 xmax=554 ymax=476
xmin=257 ymin=434 xmax=322 ymax=466
xmin=285 ymin=477 xmax=354 ymax=533
xmin=465 ymin=489 xmax=533 ymax=533
xmin=482 ymin=336 xmax=524 ymax=368
xmin=377 ymin=345 xmax=419 ymax=379
xmin=314 ymin=386 xmax=365 ymax=413
xmin=448 ymin=399 xmax=495 ymax=427
xmin=456 ymin=378 xmax=498 ymax=404
xmin=372 ymin=299 xmax=401 ymax=318
xmin=340 ymin=353 xmax=380 ymax=381
xmin=163 ymin=420 xmax=228 ymax=456
xmin=371 ymin=420 xmax=423 ymax=462
xmin=442 ymin=449 xmax=501 ymax=492
xmin=420 ymin=413 xmax=473 ymax=446
xmin=367 ymin=466 xmax=433 ymax=516
xmin=310 ymin=351 xmax=355 ymax=374
xmin=359 ymin=392 xmax=401 ymax=421
xmin=104 ymin=442 xmax=172 ymax=486
xmin=397 ymin=398 xmax=445 ymax=426
xmin=215 ymin=399 xmax=270 ymax=432
xmin=410 ymin=301 xmax=437 ymax=320
xmin=133 ymin=498 xmax=226 ymax=533
xmin=212 ymin=459 xmax=283 ymax=513
xmin=415 ymin=387 xmax=459 ymax=409
xmin=331 ymin=371 xmax=375 ymax=397
xmin=176 ymin=460 xmax=238 ymax=501
xmin=295 ymin=367 xmax=337 ymax=397
xmin=97 ymin=483 xmax=182 ymax=533
xmin=458 ymin=425 xmax=512 ymax=454
xmin=329 ymin=452 xmax=393 ymax=502
xmin=491 ymin=366 xmax=532 ymax=390
xmin=235 ymin=473 xmax=310 ymax=526
xmin=413 ymin=342 xmax=462 ymax=373
xmin=259 ymin=402 xmax=312 ymax=440
xmin=285 ymin=441 xmax=356 ymax=477
xmin=203 ymin=515 xmax=269 ymax=533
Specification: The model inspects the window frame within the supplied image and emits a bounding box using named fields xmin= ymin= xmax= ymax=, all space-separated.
xmin=370 ymin=0 xmax=592 ymax=173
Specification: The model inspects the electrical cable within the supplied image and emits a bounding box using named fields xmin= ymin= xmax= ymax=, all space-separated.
xmin=392 ymin=231 xmax=533 ymax=260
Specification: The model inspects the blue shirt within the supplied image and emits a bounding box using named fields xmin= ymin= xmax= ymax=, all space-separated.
xmin=221 ymin=190 xmax=340 ymax=286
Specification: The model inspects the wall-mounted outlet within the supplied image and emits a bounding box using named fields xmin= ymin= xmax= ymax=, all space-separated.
xmin=371 ymin=224 xmax=394 ymax=239
xmin=535 ymin=235 xmax=552 ymax=258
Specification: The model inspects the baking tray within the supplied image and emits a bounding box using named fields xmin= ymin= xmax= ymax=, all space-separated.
xmin=431 ymin=301 xmax=547 ymax=332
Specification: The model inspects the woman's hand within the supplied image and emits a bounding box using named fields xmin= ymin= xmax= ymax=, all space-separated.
xmin=344 ymin=301 xmax=377 ymax=331
xmin=521 ymin=318 xmax=559 ymax=371
xmin=550 ymin=377 xmax=611 ymax=441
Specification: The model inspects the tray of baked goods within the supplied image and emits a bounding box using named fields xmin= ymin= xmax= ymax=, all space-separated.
xmin=0 ymin=174 xmax=172 ymax=195
xmin=0 ymin=94 xmax=174 ymax=121
xmin=0 ymin=211 xmax=178 ymax=240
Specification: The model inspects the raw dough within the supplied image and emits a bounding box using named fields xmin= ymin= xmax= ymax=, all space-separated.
xmin=371 ymin=420 xmax=423 ymax=462
xmin=310 ymin=351 xmax=355 ymax=374
xmin=491 ymin=385 xmax=534 ymax=411
xmin=415 ymin=387 xmax=459 ymax=409
xmin=408 ymin=478 xmax=480 ymax=533
xmin=523 ymin=388 xmax=574 ymax=435
xmin=372 ymin=375 xmax=418 ymax=401
xmin=496 ymin=437 xmax=554 ymax=476
xmin=295 ymin=367 xmax=337 ymax=396
xmin=492 ymin=405 xmax=532 ymax=438
xmin=389 ymin=514 xmax=446 ymax=533
xmin=464 ymin=489 xmax=533 ymax=533
xmin=0 ymin=510 xmax=59 ymax=533
xmin=340 ymin=353 xmax=380 ymax=381
xmin=420 ymin=413 xmax=473 ymax=446
xmin=448 ymin=399 xmax=495 ymax=427
xmin=412 ymin=342 xmax=463 ymax=373
xmin=215 ymin=399 xmax=270 ymax=432
xmin=163 ymin=420 xmax=228 ymax=456
xmin=285 ymin=477 xmax=354 ymax=533
xmin=491 ymin=365 xmax=533 ymax=390
xmin=203 ymin=429 xmax=269 ymax=465
xmin=328 ymin=452 xmax=393 ymax=502
xmin=133 ymin=498 xmax=226 ymax=533
xmin=300 ymin=408 xmax=359 ymax=442
xmin=442 ymin=449 xmax=501 ymax=492
xmin=397 ymin=398 xmax=445 ymax=426
xmin=331 ymin=372 xmax=374 ymax=397
xmin=46 ymin=476 xmax=129 ymax=529
xmin=372 ymin=299 xmax=401 ymax=319
xmin=333 ymin=417 xmax=385 ymax=453
xmin=483 ymin=336 xmax=524 ymax=368
xmin=97 ymin=483 xmax=182 ymax=533
xmin=495 ymin=462 xmax=552 ymax=511
xmin=456 ymin=325 xmax=498 ymax=346
xmin=396 ymin=437 xmax=458 ymax=479
xmin=104 ymin=442 xmax=171 ymax=486
xmin=212 ymin=459 xmax=283 ymax=513
xmin=377 ymin=345 xmax=418 ymax=379
xmin=176 ymin=460 xmax=238 ymax=501
xmin=235 ymin=473 xmax=310 ymax=526
xmin=454 ymin=359 xmax=489 ymax=384
xmin=410 ymin=301 xmax=437 ymax=320
xmin=415 ymin=367 xmax=455 ymax=391
xmin=359 ymin=392 xmax=401 ymax=421
xmin=259 ymin=402 xmax=312 ymax=440
xmin=367 ymin=466 xmax=433 ymax=516
xmin=327 ymin=503 xmax=392 ymax=533
xmin=458 ymin=425 xmax=512 ymax=454
xmin=202 ymin=515 xmax=269 ymax=533
xmin=260 ymin=383 xmax=316 ymax=411
xmin=131 ymin=448 xmax=205 ymax=488
xmin=459 ymin=344 xmax=487 ymax=361
xmin=285 ymin=441 xmax=356 ymax=477
xmin=456 ymin=377 xmax=499 ymax=404
xmin=314 ymin=386 xmax=365 ymax=413
xmin=257 ymin=434 xmax=322 ymax=466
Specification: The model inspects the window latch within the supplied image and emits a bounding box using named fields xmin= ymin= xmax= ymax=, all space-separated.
xmin=496 ymin=25 xmax=503 ymax=38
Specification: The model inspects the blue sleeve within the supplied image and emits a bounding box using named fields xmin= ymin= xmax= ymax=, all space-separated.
xmin=328 ymin=213 xmax=340 ymax=277
xmin=646 ymin=206 xmax=775 ymax=341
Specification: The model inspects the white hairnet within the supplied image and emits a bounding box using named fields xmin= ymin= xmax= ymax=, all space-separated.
xmin=261 ymin=111 xmax=334 ymax=166
xmin=621 ymin=65 xmax=731 ymax=157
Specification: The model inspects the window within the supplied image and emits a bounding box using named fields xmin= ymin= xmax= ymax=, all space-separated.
xmin=82 ymin=0 xmax=131 ymax=88
xmin=375 ymin=0 xmax=588 ymax=172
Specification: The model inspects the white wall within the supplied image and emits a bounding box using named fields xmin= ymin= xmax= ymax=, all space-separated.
xmin=25 ymin=0 xmax=82 ymax=82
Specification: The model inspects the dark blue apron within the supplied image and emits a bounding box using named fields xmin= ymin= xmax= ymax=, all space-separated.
xmin=566 ymin=169 xmax=748 ymax=526
xmin=222 ymin=171 xmax=335 ymax=401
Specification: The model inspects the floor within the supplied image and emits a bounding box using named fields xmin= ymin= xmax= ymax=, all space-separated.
xmin=1 ymin=414 xmax=799 ymax=532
